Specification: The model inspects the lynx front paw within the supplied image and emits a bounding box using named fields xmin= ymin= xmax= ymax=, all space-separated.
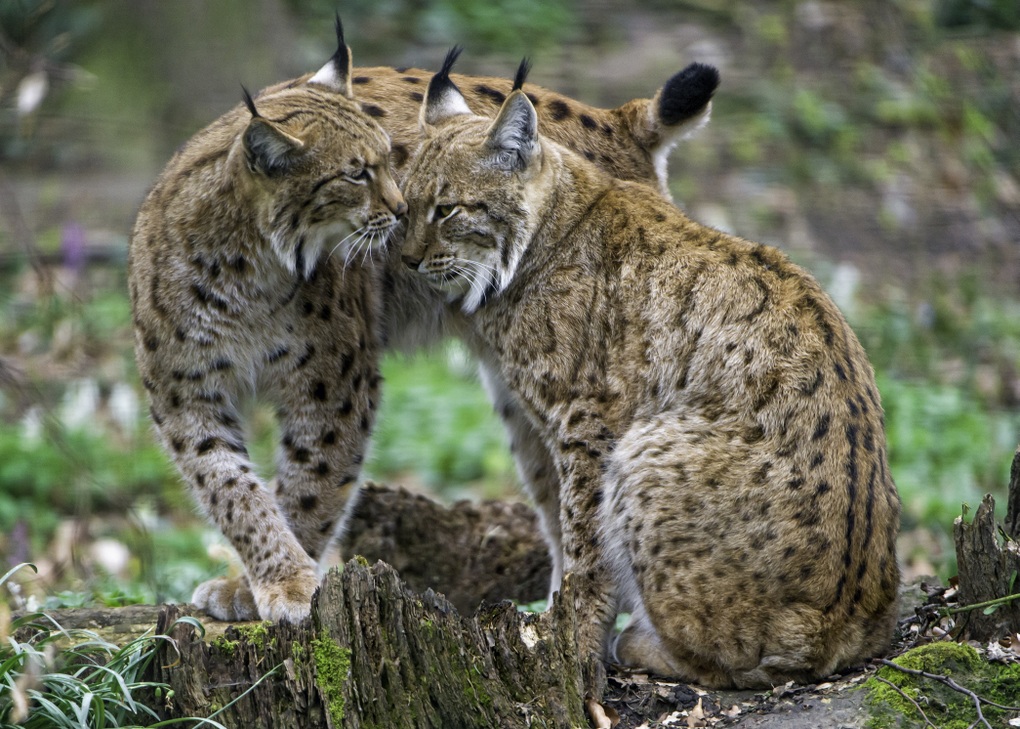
xmin=192 ymin=576 xmax=259 ymax=621
xmin=251 ymin=567 xmax=320 ymax=623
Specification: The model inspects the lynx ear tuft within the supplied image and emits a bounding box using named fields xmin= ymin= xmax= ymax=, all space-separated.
xmin=422 ymin=46 xmax=472 ymax=126
xmin=308 ymin=14 xmax=353 ymax=97
xmin=512 ymin=57 xmax=531 ymax=91
xmin=241 ymin=85 xmax=260 ymax=118
xmin=241 ymin=91 xmax=305 ymax=177
xmin=486 ymin=90 xmax=538 ymax=172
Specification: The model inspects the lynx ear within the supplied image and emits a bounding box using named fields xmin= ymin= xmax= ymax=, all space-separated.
xmin=308 ymin=14 xmax=353 ymax=97
xmin=486 ymin=89 xmax=538 ymax=172
xmin=422 ymin=46 xmax=471 ymax=126
xmin=241 ymin=87 xmax=304 ymax=176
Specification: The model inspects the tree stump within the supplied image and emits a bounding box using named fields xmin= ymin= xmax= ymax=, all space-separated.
xmin=952 ymin=446 xmax=1020 ymax=640
xmin=340 ymin=482 xmax=551 ymax=613
xmin=149 ymin=560 xmax=589 ymax=728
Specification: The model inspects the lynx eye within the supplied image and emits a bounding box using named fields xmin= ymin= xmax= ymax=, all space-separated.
xmin=435 ymin=204 xmax=457 ymax=220
xmin=344 ymin=168 xmax=370 ymax=184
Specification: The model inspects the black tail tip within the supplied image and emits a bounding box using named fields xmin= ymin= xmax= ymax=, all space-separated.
xmin=659 ymin=62 xmax=720 ymax=126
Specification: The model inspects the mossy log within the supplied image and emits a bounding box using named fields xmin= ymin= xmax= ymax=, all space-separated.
xmin=148 ymin=559 xmax=589 ymax=728
xmin=953 ymin=446 xmax=1020 ymax=640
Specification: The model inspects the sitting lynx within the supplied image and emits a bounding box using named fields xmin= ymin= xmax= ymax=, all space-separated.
xmin=400 ymin=61 xmax=901 ymax=691
xmin=129 ymin=22 xmax=406 ymax=621
xmin=131 ymin=16 xmax=721 ymax=623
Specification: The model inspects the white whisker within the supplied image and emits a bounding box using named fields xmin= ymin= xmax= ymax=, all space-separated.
xmin=343 ymin=229 xmax=371 ymax=269
xmin=328 ymin=226 xmax=365 ymax=260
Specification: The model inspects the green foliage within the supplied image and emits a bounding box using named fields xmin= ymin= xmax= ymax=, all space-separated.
xmin=285 ymin=0 xmax=574 ymax=54
xmin=0 ymin=564 xmax=223 ymax=729
xmin=935 ymin=0 xmax=1020 ymax=30
xmin=366 ymin=344 xmax=515 ymax=498
xmin=848 ymin=277 xmax=1020 ymax=545
xmin=0 ymin=0 xmax=106 ymax=164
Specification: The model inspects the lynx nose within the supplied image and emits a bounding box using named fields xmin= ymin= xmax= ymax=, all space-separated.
xmin=401 ymin=254 xmax=421 ymax=270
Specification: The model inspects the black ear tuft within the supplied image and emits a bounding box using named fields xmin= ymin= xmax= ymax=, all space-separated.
xmin=309 ymin=14 xmax=353 ymax=95
xmin=332 ymin=14 xmax=347 ymax=71
xmin=426 ymin=46 xmax=464 ymax=107
xmin=334 ymin=13 xmax=345 ymax=51
xmin=439 ymin=46 xmax=463 ymax=78
xmin=659 ymin=63 xmax=720 ymax=126
xmin=241 ymin=85 xmax=260 ymax=118
xmin=512 ymin=57 xmax=531 ymax=91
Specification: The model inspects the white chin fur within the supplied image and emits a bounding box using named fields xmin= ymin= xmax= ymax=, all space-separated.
xmin=270 ymin=226 xmax=343 ymax=279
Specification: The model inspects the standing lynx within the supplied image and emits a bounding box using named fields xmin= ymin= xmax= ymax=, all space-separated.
xmin=400 ymin=62 xmax=901 ymax=691
xmin=128 ymin=23 xmax=405 ymax=621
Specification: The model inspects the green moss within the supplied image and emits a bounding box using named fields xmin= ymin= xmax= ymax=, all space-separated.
xmin=210 ymin=621 xmax=275 ymax=656
xmin=312 ymin=636 xmax=351 ymax=726
xmin=864 ymin=641 xmax=1020 ymax=729
xmin=291 ymin=641 xmax=307 ymax=666
xmin=352 ymin=554 xmax=370 ymax=568
xmin=210 ymin=634 xmax=239 ymax=656
xmin=235 ymin=620 xmax=275 ymax=651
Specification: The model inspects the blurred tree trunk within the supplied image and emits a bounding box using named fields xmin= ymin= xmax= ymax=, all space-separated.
xmin=953 ymin=446 xmax=1020 ymax=640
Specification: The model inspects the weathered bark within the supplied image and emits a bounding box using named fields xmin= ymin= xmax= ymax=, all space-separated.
xmin=148 ymin=560 xmax=589 ymax=728
xmin=340 ymin=482 xmax=551 ymax=614
xmin=953 ymin=447 xmax=1020 ymax=640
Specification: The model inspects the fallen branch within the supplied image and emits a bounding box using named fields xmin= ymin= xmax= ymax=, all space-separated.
xmin=875 ymin=657 xmax=1020 ymax=729
xmin=945 ymin=592 xmax=1020 ymax=617
xmin=872 ymin=675 xmax=937 ymax=729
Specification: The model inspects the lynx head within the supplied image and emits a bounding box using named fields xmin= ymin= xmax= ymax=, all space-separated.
xmin=238 ymin=17 xmax=406 ymax=277
xmin=401 ymin=52 xmax=551 ymax=313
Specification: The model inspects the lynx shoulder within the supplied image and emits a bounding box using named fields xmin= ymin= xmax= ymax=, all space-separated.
xmin=128 ymin=20 xmax=404 ymax=622
xmin=399 ymin=62 xmax=901 ymax=691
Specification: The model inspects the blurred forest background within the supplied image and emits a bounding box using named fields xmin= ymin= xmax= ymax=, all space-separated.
xmin=0 ymin=0 xmax=1018 ymax=610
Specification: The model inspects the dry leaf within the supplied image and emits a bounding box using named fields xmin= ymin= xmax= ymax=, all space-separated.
xmin=686 ymin=697 xmax=707 ymax=728
xmin=586 ymin=699 xmax=615 ymax=729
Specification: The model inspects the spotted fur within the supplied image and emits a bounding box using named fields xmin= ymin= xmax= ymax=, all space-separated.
xmin=128 ymin=21 xmax=404 ymax=622
xmin=400 ymin=66 xmax=901 ymax=692
xmin=131 ymin=23 xmax=719 ymax=623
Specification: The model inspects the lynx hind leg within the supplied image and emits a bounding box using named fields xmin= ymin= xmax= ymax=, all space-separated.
xmin=611 ymin=608 xmax=734 ymax=688
xmin=478 ymin=361 xmax=563 ymax=602
xmin=192 ymin=575 xmax=257 ymax=622
xmin=599 ymin=414 xmax=831 ymax=688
